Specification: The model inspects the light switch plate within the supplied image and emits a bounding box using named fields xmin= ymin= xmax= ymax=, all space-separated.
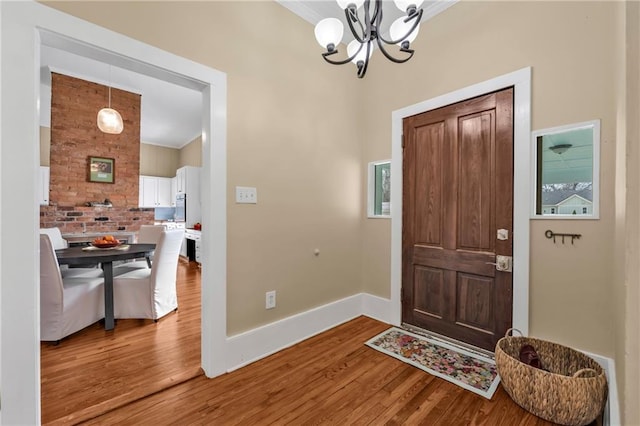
xmin=236 ymin=186 xmax=257 ymax=204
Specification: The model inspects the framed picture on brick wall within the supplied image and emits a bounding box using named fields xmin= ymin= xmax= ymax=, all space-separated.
xmin=88 ymin=156 xmax=115 ymax=183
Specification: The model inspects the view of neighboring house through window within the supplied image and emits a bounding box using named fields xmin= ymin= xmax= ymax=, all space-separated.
xmin=541 ymin=183 xmax=593 ymax=215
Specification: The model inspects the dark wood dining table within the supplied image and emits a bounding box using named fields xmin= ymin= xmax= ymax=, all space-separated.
xmin=55 ymin=243 xmax=156 ymax=331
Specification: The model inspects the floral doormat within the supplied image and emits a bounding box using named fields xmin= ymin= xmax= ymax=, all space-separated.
xmin=365 ymin=327 xmax=500 ymax=399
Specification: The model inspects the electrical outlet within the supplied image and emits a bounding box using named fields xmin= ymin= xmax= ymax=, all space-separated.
xmin=236 ymin=186 xmax=257 ymax=204
xmin=266 ymin=290 xmax=276 ymax=309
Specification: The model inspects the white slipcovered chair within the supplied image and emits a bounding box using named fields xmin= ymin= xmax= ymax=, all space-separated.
xmin=40 ymin=227 xmax=100 ymax=275
xmin=40 ymin=234 xmax=105 ymax=342
xmin=112 ymin=229 xmax=184 ymax=321
xmin=40 ymin=227 xmax=68 ymax=249
xmin=126 ymin=224 xmax=166 ymax=269
xmin=138 ymin=224 xmax=166 ymax=244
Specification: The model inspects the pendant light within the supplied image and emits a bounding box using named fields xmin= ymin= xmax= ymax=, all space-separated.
xmin=97 ymin=65 xmax=124 ymax=134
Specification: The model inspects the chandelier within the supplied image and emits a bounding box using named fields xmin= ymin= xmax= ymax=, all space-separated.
xmin=314 ymin=0 xmax=424 ymax=78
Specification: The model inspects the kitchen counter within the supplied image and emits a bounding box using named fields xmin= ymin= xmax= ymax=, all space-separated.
xmin=63 ymin=232 xmax=136 ymax=246
xmin=153 ymin=222 xmax=186 ymax=230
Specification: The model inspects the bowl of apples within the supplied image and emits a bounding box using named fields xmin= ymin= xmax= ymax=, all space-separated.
xmin=91 ymin=235 xmax=121 ymax=248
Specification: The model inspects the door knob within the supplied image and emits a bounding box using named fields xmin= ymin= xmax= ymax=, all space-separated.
xmin=486 ymin=255 xmax=513 ymax=272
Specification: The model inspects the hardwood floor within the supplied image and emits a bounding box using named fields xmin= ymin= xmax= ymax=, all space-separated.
xmin=80 ymin=315 xmax=560 ymax=425
xmin=43 ymin=261 xmax=581 ymax=425
xmin=40 ymin=259 xmax=202 ymax=425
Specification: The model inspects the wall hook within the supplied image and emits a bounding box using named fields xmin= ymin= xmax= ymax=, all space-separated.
xmin=545 ymin=229 xmax=582 ymax=245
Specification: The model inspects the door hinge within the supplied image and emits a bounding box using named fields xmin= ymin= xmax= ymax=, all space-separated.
xmin=401 ymin=134 xmax=405 ymax=149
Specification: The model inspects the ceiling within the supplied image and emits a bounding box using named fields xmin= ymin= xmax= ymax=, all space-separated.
xmin=39 ymin=1 xmax=456 ymax=149
xmin=276 ymin=0 xmax=458 ymax=37
xmin=40 ymin=45 xmax=203 ymax=149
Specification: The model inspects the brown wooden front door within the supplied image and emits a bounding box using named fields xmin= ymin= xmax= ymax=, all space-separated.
xmin=401 ymin=88 xmax=514 ymax=351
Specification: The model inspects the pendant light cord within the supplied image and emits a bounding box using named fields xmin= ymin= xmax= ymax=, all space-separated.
xmin=108 ymin=65 xmax=112 ymax=108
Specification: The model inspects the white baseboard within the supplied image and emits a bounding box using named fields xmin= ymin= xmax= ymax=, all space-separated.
xmin=580 ymin=350 xmax=620 ymax=426
xmin=226 ymin=294 xmax=363 ymax=372
xmin=361 ymin=293 xmax=392 ymax=324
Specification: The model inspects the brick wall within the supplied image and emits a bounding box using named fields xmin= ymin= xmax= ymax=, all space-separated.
xmin=40 ymin=205 xmax=154 ymax=235
xmin=40 ymin=73 xmax=152 ymax=234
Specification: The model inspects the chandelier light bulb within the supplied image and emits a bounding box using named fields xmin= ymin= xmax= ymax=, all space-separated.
xmin=314 ymin=18 xmax=344 ymax=49
xmin=393 ymin=0 xmax=424 ymax=13
xmin=390 ymin=17 xmax=420 ymax=45
xmin=336 ymin=0 xmax=365 ymax=10
xmin=347 ymin=40 xmax=372 ymax=65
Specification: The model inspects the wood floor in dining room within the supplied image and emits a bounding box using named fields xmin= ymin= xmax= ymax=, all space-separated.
xmin=42 ymin=261 xmax=576 ymax=426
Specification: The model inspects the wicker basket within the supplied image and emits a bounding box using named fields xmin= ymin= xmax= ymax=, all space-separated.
xmin=495 ymin=330 xmax=608 ymax=426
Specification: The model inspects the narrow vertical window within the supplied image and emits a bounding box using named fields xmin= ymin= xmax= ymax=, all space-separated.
xmin=368 ymin=160 xmax=391 ymax=218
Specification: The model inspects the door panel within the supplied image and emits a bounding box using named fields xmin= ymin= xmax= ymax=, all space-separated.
xmin=458 ymin=112 xmax=494 ymax=251
xmin=456 ymin=273 xmax=494 ymax=332
xmin=414 ymin=266 xmax=444 ymax=318
xmin=402 ymin=88 xmax=514 ymax=351
xmin=415 ymin=122 xmax=445 ymax=246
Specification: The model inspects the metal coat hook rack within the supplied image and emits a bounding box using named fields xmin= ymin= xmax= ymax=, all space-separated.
xmin=545 ymin=229 xmax=582 ymax=245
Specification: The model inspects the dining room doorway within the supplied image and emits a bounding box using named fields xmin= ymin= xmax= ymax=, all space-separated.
xmin=0 ymin=3 xmax=227 ymax=421
xmin=36 ymin=30 xmax=223 ymax=420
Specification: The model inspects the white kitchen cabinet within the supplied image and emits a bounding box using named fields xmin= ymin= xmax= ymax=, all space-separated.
xmin=170 ymin=177 xmax=177 ymax=206
xmin=174 ymin=166 xmax=201 ymax=226
xmin=139 ymin=176 xmax=173 ymax=208
xmin=39 ymin=166 xmax=50 ymax=205
xmin=157 ymin=178 xmax=172 ymax=206
xmin=175 ymin=166 xmax=199 ymax=194
xmin=175 ymin=167 xmax=186 ymax=194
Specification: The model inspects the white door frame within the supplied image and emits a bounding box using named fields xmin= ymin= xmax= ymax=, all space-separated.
xmin=0 ymin=2 xmax=227 ymax=423
xmin=390 ymin=68 xmax=531 ymax=337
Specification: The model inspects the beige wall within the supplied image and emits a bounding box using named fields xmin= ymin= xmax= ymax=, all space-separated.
xmin=140 ymin=135 xmax=203 ymax=177
xmin=620 ymin=2 xmax=640 ymax=424
xmin=179 ymin=135 xmax=202 ymax=168
xmin=45 ymin=1 xmax=362 ymax=336
xmin=139 ymin=143 xmax=179 ymax=177
xmin=360 ymin=1 xmax=635 ymax=421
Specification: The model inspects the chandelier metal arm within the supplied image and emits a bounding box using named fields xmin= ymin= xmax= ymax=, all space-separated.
xmin=345 ymin=7 xmax=367 ymax=44
xmin=366 ymin=0 xmax=381 ymax=30
xmin=356 ymin=41 xmax=372 ymax=78
xmin=321 ymin=42 xmax=366 ymax=66
xmin=376 ymin=36 xmax=414 ymax=64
